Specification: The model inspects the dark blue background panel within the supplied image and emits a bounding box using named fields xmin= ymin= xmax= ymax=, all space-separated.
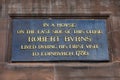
xmin=11 ymin=19 xmax=109 ymax=61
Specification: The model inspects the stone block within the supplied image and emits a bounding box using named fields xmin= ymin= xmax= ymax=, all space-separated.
xmin=112 ymin=62 xmax=120 ymax=77
xmin=54 ymin=63 xmax=114 ymax=80
xmin=0 ymin=19 xmax=8 ymax=30
xmin=0 ymin=30 xmax=7 ymax=62
xmin=111 ymin=16 xmax=120 ymax=31
xmin=0 ymin=66 xmax=54 ymax=80
xmin=112 ymin=31 xmax=120 ymax=61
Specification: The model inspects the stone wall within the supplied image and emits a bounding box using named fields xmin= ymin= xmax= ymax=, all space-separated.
xmin=0 ymin=0 xmax=120 ymax=80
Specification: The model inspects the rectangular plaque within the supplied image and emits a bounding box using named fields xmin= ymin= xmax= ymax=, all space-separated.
xmin=11 ymin=19 xmax=109 ymax=61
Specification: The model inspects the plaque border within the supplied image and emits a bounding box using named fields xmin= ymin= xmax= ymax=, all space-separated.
xmin=6 ymin=14 xmax=112 ymax=63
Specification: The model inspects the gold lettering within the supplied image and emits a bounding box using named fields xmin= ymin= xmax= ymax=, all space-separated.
xmin=73 ymin=30 xmax=85 ymax=34
xmin=52 ymin=30 xmax=62 ymax=34
xmin=43 ymin=23 xmax=49 ymax=27
xmin=26 ymin=30 xmax=35 ymax=34
xmin=69 ymin=44 xmax=84 ymax=49
xmin=28 ymin=36 xmax=60 ymax=42
xmin=58 ymin=45 xmax=68 ymax=49
xmin=20 ymin=45 xmax=37 ymax=50
xmin=42 ymin=23 xmax=76 ymax=28
xmin=64 ymin=36 xmax=92 ymax=42
xmin=76 ymin=50 xmax=89 ymax=56
xmin=86 ymin=30 xmax=103 ymax=34
xmin=40 ymin=51 xmax=74 ymax=56
xmin=37 ymin=30 xmax=50 ymax=34
xmin=17 ymin=30 xmax=25 ymax=34
xmin=38 ymin=45 xmax=57 ymax=49
xmin=32 ymin=52 xmax=40 ymax=56
xmin=86 ymin=44 xmax=99 ymax=48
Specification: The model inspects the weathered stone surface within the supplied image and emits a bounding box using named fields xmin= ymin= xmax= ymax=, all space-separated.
xmin=54 ymin=64 xmax=114 ymax=79
xmin=113 ymin=62 xmax=120 ymax=77
xmin=0 ymin=18 xmax=8 ymax=30
xmin=6 ymin=0 xmax=116 ymax=14
xmin=0 ymin=0 xmax=4 ymax=17
xmin=111 ymin=16 xmax=120 ymax=31
xmin=56 ymin=77 xmax=115 ymax=80
xmin=0 ymin=66 xmax=54 ymax=80
xmin=112 ymin=31 xmax=120 ymax=61
xmin=0 ymin=0 xmax=120 ymax=80
xmin=0 ymin=0 xmax=8 ymax=18
xmin=0 ymin=30 xmax=7 ymax=62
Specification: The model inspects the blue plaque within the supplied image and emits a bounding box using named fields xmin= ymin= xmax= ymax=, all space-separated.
xmin=11 ymin=19 xmax=109 ymax=61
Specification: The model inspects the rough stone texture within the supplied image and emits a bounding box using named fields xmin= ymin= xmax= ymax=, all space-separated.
xmin=0 ymin=0 xmax=120 ymax=80
xmin=0 ymin=65 xmax=54 ymax=80
xmin=0 ymin=30 xmax=7 ymax=62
